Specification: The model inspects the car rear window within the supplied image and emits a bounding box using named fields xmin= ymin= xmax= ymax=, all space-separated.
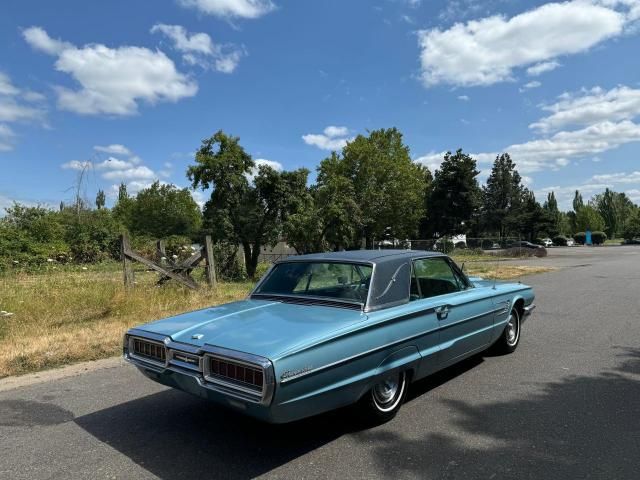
xmin=254 ymin=262 xmax=373 ymax=304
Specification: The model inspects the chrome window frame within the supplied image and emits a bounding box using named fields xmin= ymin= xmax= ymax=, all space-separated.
xmin=250 ymin=259 xmax=374 ymax=307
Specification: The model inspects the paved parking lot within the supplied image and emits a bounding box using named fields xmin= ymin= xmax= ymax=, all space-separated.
xmin=1 ymin=246 xmax=639 ymax=479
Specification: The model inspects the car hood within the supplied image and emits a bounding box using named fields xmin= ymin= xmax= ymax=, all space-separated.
xmin=136 ymin=299 xmax=366 ymax=359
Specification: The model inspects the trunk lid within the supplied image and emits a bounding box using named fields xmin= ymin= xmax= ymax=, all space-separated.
xmin=137 ymin=299 xmax=366 ymax=359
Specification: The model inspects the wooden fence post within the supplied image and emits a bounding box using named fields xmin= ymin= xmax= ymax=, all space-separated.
xmin=121 ymin=233 xmax=135 ymax=289
xmin=204 ymin=235 xmax=217 ymax=287
xmin=156 ymin=239 xmax=167 ymax=265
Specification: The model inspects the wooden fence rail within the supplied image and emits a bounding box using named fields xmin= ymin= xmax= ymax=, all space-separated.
xmin=120 ymin=233 xmax=216 ymax=290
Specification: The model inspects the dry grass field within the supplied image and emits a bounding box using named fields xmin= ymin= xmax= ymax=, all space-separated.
xmin=0 ymin=260 xmax=553 ymax=379
xmin=0 ymin=265 xmax=252 ymax=378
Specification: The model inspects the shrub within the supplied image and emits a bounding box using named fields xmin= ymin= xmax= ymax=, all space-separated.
xmin=591 ymin=231 xmax=607 ymax=245
xmin=454 ymin=241 xmax=467 ymax=249
xmin=622 ymin=210 xmax=640 ymax=241
xmin=435 ymin=240 xmax=454 ymax=253
xmin=552 ymin=235 xmax=568 ymax=246
xmin=574 ymin=232 xmax=586 ymax=245
xmin=254 ymin=261 xmax=272 ymax=279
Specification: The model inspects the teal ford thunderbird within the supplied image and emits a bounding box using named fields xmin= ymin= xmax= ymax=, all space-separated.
xmin=124 ymin=250 xmax=535 ymax=424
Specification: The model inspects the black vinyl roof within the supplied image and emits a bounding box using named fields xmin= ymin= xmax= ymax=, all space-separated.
xmin=277 ymin=249 xmax=444 ymax=265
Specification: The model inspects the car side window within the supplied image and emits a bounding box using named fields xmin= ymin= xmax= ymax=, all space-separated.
xmin=413 ymin=257 xmax=462 ymax=299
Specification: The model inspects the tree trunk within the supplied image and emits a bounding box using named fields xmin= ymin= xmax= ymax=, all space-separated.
xmin=242 ymin=242 xmax=256 ymax=278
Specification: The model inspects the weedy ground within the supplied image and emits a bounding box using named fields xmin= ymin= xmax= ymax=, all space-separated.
xmin=0 ymin=260 xmax=553 ymax=378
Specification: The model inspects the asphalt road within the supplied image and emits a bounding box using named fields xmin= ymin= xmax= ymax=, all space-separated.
xmin=1 ymin=246 xmax=639 ymax=479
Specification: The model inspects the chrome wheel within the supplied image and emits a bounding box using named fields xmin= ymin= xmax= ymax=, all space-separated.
xmin=372 ymin=371 xmax=406 ymax=412
xmin=506 ymin=311 xmax=520 ymax=347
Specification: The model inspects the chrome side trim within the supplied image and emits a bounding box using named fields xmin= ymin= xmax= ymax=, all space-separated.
xmin=279 ymin=306 xmax=503 ymax=384
xmin=277 ymin=304 xmax=502 ymax=361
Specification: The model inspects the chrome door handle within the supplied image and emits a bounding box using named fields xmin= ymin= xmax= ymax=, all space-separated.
xmin=435 ymin=305 xmax=449 ymax=320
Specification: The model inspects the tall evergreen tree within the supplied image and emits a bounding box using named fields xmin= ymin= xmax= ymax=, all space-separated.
xmin=542 ymin=191 xmax=561 ymax=237
xmin=95 ymin=189 xmax=106 ymax=210
xmin=573 ymin=190 xmax=584 ymax=212
xmin=427 ymin=149 xmax=481 ymax=236
xmin=118 ymin=183 xmax=128 ymax=202
xmin=481 ymin=153 xmax=524 ymax=237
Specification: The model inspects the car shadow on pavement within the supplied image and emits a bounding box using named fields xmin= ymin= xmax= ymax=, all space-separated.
xmin=73 ymin=355 xmax=487 ymax=479
xmin=354 ymin=347 xmax=640 ymax=479
xmin=75 ymin=387 xmax=350 ymax=479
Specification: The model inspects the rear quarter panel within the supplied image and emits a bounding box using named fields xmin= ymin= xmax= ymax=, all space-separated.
xmin=270 ymin=302 xmax=438 ymax=417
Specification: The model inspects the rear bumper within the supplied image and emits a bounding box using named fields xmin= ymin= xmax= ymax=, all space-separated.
xmin=522 ymin=304 xmax=536 ymax=321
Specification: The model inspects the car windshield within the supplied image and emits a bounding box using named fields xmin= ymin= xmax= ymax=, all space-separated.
xmin=254 ymin=261 xmax=373 ymax=304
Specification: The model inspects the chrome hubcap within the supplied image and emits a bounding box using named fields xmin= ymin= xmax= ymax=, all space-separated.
xmin=373 ymin=375 xmax=400 ymax=406
xmin=506 ymin=313 xmax=519 ymax=346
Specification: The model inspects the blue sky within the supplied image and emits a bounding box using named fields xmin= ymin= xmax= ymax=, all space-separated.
xmin=1 ymin=0 xmax=640 ymax=212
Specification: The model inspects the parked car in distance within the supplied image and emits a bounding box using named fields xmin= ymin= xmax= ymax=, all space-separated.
xmin=541 ymin=238 xmax=553 ymax=248
xmin=566 ymin=238 xmax=575 ymax=247
xmin=124 ymin=250 xmax=535 ymax=424
xmin=511 ymin=241 xmax=543 ymax=249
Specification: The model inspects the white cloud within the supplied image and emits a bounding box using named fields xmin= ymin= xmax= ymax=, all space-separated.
xmin=457 ymin=95 xmax=470 ymax=101
xmin=500 ymin=120 xmax=640 ymax=172
xmin=0 ymin=72 xmax=47 ymax=151
xmin=61 ymin=160 xmax=92 ymax=170
xmin=302 ymin=126 xmax=353 ymax=151
xmin=0 ymin=97 xmax=43 ymax=123
xmin=23 ymin=27 xmax=198 ymax=116
xmin=0 ymin=124 xmax=16 ymax=151
xmin=526 ymin=60 xmax=561 ymax=76
xmin=416 ymin=121 xmax=640 ymax=174
xmin=95 ymin=157 xmax=135 ymax=170
xmin=108 ymin=180 xmax=169 ymax=198
xmin=520 ymin=80 xmax=541 ymax=92
xmin=177 ymin=0 xmax=276 ymax=19
xmin=531 ymin=85 xmax=640 ymax=132
xmin=22 ymin=26 xmax=72 ymax=55
xmin=0 ymin=73 xmax=20 ymax=96
xmin=151 ymin=24 xmax=245 ymax=74
xmin=418 ymin=0 xmax=632 ymax=87
xmin=255 ymin=158 xmax=283 ymax=171
xmin=591 ymin=170 xmax=640 ymax=183
xmin=414 ymin=151 xmax=446 ymax=172
xmin=247 ymin=158 xmax=283 ymax=182
xmin=151 ymin=24 xmax=214 ymax=55
xmin=94 ymin=144 xmax=131 ymax=156
xmin=537 ymin=168 xmax=640 ymax=208
xmin=102 ymin=165 xmax=156 ymax=181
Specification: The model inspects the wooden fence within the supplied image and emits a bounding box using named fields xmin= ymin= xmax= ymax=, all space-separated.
xmin=120 ymin=233 xmax=216 ymax=290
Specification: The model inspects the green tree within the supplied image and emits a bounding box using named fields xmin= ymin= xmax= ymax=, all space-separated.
xmin=509 ymin=189 xmax=553 ymax=240
xmin=592 ymin=189 xmax=634 ymax=238
xmin=118 ymin=183 xmax=128 ymax=201
xmin=573 ymin=190 xmax=584 ymax=212
xmin=188 ymin=130 xmax=308 ymax=278
xmin=426 ymin=149 xmax=481 ymax=237
xmin=622 ymin=208 xmax=640 ymax=241
xmin=542 ymin=191 xmax=561 ymax=237
xmin=316 ymin=128 xmax=427 ymax=248
xmin=95 ymin=189 xmax=106 ymax=210
xmin=113 ymin=183 xmax=135 ymax=227
xmin=481 ymin=153 xmax=525 ymax=237
xmin=126 ymin=181 xmax=202 ymax=238
xmin=575 ymin=205 xmax=605 ymax=232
